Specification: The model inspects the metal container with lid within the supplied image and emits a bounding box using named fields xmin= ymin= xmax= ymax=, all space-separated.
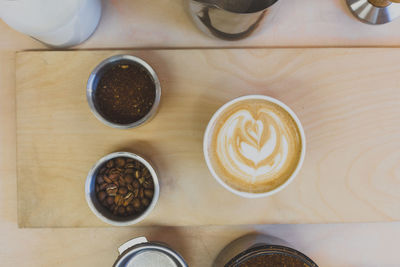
xmin=113 ymin=237 xmax=188 ymax=267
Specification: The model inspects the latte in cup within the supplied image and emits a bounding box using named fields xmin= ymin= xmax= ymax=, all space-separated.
xmin=204 ymin=95 xmax=305 ymax=197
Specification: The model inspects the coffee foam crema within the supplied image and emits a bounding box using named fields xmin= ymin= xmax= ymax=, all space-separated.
xmin=208 ymin=99 xmax=302 ymax=193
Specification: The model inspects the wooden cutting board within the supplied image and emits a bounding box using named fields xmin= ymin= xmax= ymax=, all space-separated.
xmin=16 ymin=48 xmax=400 ymax=227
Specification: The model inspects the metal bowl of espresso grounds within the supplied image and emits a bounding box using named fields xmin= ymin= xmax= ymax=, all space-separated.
xmin=87 ymin=54 xmax=161 ymax=129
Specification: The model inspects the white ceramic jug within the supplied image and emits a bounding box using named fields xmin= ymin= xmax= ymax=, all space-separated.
xmin=0 ymin=0 xmax=102 ymax=47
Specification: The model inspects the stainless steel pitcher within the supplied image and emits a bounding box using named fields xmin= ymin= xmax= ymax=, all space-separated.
xmin=186 ymin=0 xmax=279 ymax=40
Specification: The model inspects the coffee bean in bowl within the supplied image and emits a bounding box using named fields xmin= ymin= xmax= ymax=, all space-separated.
xmin=85 ymin=152 xmax=159 ymax=226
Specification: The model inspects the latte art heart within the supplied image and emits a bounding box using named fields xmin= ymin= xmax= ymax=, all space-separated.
xmin=209 ymin=99 xmax=302 ymax=193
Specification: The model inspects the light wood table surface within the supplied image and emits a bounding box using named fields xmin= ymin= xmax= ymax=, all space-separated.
xmin=1 ymin=0 xmax=400 ymax=266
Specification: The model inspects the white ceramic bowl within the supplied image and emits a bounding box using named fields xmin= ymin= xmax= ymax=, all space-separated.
xmin=203 ymin=95 xmax=306 ymax=198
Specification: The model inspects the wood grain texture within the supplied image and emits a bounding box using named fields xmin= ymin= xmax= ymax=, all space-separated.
xmin=2 ymin=51 xmax=399 ymax=267
xmin=16 ymin=48 xmax=400 ymax=227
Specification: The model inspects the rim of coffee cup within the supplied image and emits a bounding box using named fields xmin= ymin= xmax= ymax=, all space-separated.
xmin=203 ymin=95 xmax=306 ymax=198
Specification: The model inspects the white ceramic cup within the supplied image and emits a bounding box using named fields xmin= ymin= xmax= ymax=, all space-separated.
xmin=203 ymin=95 xmax=306 ymax=198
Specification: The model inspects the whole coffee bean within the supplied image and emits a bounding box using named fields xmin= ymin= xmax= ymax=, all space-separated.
xmin=132 ymin=180 xmax=140 ymax=189
xmin=106 ymin=183 xmax=117 ymax=190
xmin=96 ymin=175 xmax=104 ymax=184
xmin=138 ymin=177 xmax=145 ymax=184
xmin=139 ymin=188 xmax=144 ymax=199
xmin=109 ymin=173 xmax=119 ymax=181
xmin=126 ymin=163 xmax=135 ymax=168
xmin=119 ymin=197 xmax=125 ymax=206
xmin=103 ymin=176 xmax=112 ymax=184
xmin=125 ymin=168 xmax=134 ymax=174
xmin=119 ymin=177 xmax=126 ymax=186
xmin=144 ymin=174 xmax=152 ymax=180
xmin=99 ymin=167 xmax=106 ymax=174
xmin=135 ymin=170 xmax=141 ymax=179
xmin=106 ymin=160 xmax=114 ymax=168
xmin=118 ymin=187 xmax=128 ymax=195
xmin=126 ymin=205 xmax=134 ymax=214
xmin=144 ymin=189 xmax=154 ymax=199
xmin=133 ymin=188 xmax=139 ymax=198
xmin=97 ymin=191 xmax=107 ymax=202
xmin=106 ymin=184 xmax=118 ymax=196
xmin=123 ymin=192 xmax=134 ymax=207
xmin=109 ymin=168 xmax=119 ymax=175
xmin=126 ymin=158 xmax=134 ymax=163
xmin=133 ymin=198 xmax=141 ymax=211
xmin=141 ymin=198 xmax=150 ymax=207
xmin=125 ymin=174 xmax=133 ymax=184
xmin=99 ymin=183 xmax=108 ymax=191
xmin=115 ymin=157 xmax=126 ymax=167
xmin=95 ymin=184 xmax=100 ymax=193
xmin=112 ymin=208 xmax=118 ymax=215
xmin=127 ymin=184 xmax=134 ymax=191
xmin=143 ymin=180 xmax=154 ymax=189
xmin=118 ymin=206 xmax=126 ymax=215
xmin=114 ymin=194 xmax=123 ymax=206
xmin=106 ymin=196 xmax=114 ymax=206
